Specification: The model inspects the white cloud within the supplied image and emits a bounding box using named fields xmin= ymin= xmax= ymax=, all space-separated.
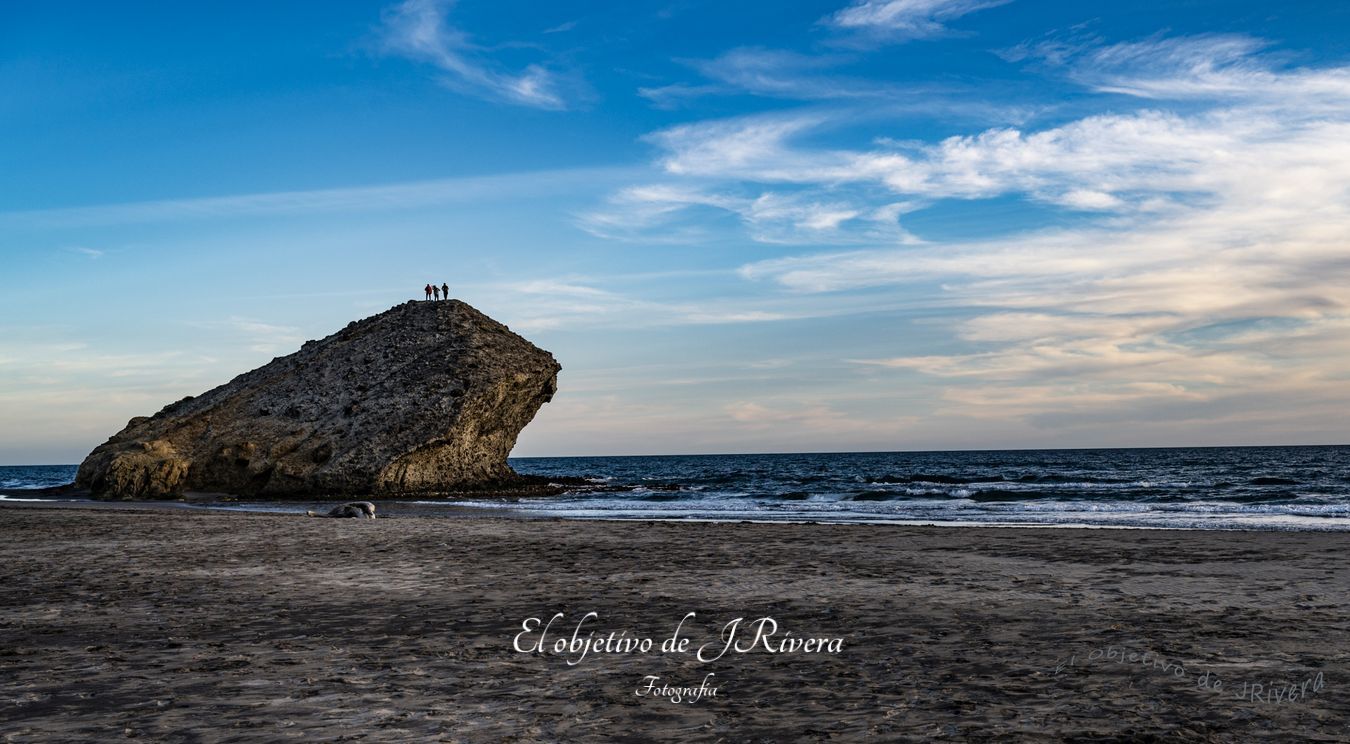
xmin=641 ymin=47 xmax=908 ymax=105
xmin=577 ymin=182 xmax=918 ymax=245
xmin=648 ymin=114 xmax=836 ymax=181
xmin=692 ymin=48 xmax=847 ymax=96
xmin=379 ymin=0 xmax=578 ymax=109
xmin=1011 ymin=33 xmax=1350 ymax=106
xmin=637 ymin=82 xmax=724 ymax=110
xmin=826 ymin=0 xmax=1012 ymax=41
xmin=542 ymin=20 xmax=577 ymax=34
xmin=600 ymin=34 xmax=1350 ymax=431
xmin=479 ymin=276 xmax=801 ymax=332
xmin=1 ymin=167 xmax=634 ymax=227
xmin=647 ymin=107 xmax=1261 ymax=212
xmin=684 ymin=311 xmax=787 ymax=324
xmin=639 ymin=47 xmax=1043 ymax=118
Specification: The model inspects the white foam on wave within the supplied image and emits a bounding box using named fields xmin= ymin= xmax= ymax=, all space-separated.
xmin=0 ymin=495 xmax=85 ymax=503
xmin=438 ymin=493 xmax=1350 ymax=531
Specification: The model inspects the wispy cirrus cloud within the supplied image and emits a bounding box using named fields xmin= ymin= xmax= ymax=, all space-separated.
xmin=825 ymin=0 xmax=1013 ymax=43
xmin=639 ymin=48 xmax=901 ymax=106
xmin=591 ymin=33 xmax=1350 ymax=430
xmin=647 ymin=113 xmax=840 ymax=181
xmin=643 ymin=103 xmax=1270 ymax=214
xmin=0 ymin=167 xmax=635 ymax=227
xmin=578 ymin=182 xmax=918 ymax=245
xmin=378 ymin=0 xmax=583 ymax=109
xmin=478 ymin=277 xmax=797 ymax=332
xmin=1006 ymin=32 xmax=1350 ymax=104
xmin=587 ymin=102 xmax=1223 ymax=244
xmin=637 ymin=46 xmax=1038 ymax=114
xmin=542 ymin=20 xmax=578 ymax=35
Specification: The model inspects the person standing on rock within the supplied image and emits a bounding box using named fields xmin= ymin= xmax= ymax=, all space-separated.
xmin=424 ymin=284 xmax=433 ymax=300
xmin=441 ymin=282 xmax=449 ymax=300
xmin=432 ymin=284 xmax=441 ymax=300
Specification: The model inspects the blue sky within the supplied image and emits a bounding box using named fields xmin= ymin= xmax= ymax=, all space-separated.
xmin=5 ymin=0 xmax=1350 ymax=463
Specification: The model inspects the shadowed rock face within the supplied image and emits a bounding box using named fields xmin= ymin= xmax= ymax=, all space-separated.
xmin=77 ymin=300 xmax=560 ymax=500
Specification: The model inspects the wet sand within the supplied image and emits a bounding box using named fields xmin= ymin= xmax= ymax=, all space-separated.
xmin=1 ymin=506 xmax=1346 ymax=742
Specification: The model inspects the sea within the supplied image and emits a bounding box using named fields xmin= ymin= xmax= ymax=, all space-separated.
xmin=5 ymin=446 xmax=1350 ymax=530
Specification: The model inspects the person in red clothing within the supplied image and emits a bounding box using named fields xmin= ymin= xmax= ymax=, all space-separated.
xmin=424 ymin=283 xmax=433 ymax=300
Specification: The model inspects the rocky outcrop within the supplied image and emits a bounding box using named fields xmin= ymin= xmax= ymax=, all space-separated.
xmin=77 ymin=300 xmax=560 ymax=500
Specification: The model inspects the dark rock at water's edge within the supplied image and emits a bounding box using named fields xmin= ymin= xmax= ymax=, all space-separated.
xmin=76 ymin=301 xmax=561 ymax=500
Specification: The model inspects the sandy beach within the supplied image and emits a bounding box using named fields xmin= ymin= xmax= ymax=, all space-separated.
xmin=1 ymin=506 xmax=1346 ymax=742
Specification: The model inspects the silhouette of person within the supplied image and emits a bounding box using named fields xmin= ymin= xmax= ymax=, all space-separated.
xmin=441 ymin=282 xmax=449 ymax=300
xmin=433 ymin=284 xmax=441 ymax=300
xmin=424 ymin=283 xmax=433 ymax=300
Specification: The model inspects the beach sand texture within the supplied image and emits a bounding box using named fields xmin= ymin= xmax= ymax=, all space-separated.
xmin=1 ymin=507 xmax=1346 ymax=741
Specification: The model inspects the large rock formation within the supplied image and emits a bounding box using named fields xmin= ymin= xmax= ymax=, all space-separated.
xmin=77 ymin=300 xmax=560 ymax=500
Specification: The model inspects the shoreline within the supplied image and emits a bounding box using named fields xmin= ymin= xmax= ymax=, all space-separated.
xmin=0 ymin=473 xmax=591 ymax=502
xmin=2 ymin=507 xmax=1346 ymax=740
xmin=4 ymin=496 xmax=1350 ymax=532
xmin=2 ymin=497 xmax=1348 ymax=532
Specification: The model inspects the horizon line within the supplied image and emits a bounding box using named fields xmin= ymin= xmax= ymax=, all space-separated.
xmin=8 ymin=441 xmax=1348 ymax=468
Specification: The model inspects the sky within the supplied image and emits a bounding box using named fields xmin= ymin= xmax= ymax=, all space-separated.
xmin=4 ymin=0 xmax=1350 ymax=464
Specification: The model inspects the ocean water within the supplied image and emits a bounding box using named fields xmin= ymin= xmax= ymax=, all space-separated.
xmin=0 ymin=465 xmax=80 ymax=493
xmin=498 ymin=446 xmax=1350 ymax=530
xmin=5 ymin=446 xmax=1350 ymax=530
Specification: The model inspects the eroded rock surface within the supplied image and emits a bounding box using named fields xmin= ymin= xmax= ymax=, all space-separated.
xmin=77 ymin=300 xmax=560 ymax=500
